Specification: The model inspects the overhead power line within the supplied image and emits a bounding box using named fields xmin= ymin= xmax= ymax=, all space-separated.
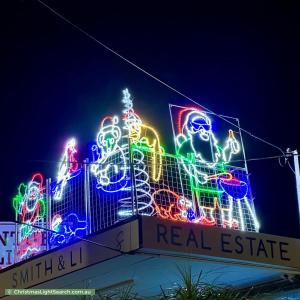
xmin=14 ymin=220 xmax=128 ymax=255
xmin=37 ymin=0 xmax=288 ymax=161
xmin=27 ymin=152 xmax=298 ymax=165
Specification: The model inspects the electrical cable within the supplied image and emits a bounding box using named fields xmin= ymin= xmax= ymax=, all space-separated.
xmin=13 ymin=220 xmax=128 ymax=255
xmin=27 ymin=152 xmax=298 ymax=166
xmin=287 ymin=161 xmax=296 ymax=175
xmin=36 ymin=0 xmax=289 ymax=162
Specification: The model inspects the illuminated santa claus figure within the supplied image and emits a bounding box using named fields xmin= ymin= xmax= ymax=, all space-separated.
xmin=13 ymin=173 xmax=46 ymax=259
xmin=176 ymin=108 xmax=240 ymax=227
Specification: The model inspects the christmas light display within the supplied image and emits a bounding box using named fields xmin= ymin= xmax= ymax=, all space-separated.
xmin=12 ymin=88 xmax=259 ymax=262
xmin=168 ymin=105 xmax=259 ymax=230
xmin=53 ymin=138 xmax=80 ymax=200
xmin=176 ymin=108 xmax=240 ymax=184
xmin=50 ymin=213 xmax=87 ymax=246
xmin=152 ymin=189 xmax=196 ymax=222
xmin=91 ymin=116 xmax=128 ymax=192
xmin=13 ymin=173 xmax=46 ymax=259
xmin=122 ymin=88 xmax=164 ymax=182
xmin=92 ymin=91 xmax=258 ymax=232
xmin=118 ymin=146 xmax=153 ymax=216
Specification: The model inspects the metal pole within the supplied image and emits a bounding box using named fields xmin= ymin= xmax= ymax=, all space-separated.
xmin=237 ymin=118 xmax=249 ymax=173
xmin=14 ymin=219 xmax=18 ymax=264
xmin=128 ymin=138 xmax=138 ymax=216
xmin=84 ymin=159 xmax=92 ymax=234
xmin=292 ymin=150 xmax=300 ymax=226
xmin=46 ymin=178 xmax=51 ymax=251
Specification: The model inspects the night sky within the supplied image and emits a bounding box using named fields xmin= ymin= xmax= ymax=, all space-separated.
xmin=1 ymin=1 xmax=300 ymax=237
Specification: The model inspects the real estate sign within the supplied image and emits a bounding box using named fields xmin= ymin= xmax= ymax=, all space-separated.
xmin=141 ymin=216 xmax=300 ymax=270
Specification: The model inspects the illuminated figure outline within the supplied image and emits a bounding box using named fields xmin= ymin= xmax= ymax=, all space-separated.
xmin=12 ymin=89 xmax=258 ymax=258
xmin=176 ymin=109 xmax=240 ymax=184
xmin=175 ymin=108 xmax=242 ymax=228
xmin=118 ymin=147 xmax=153 ymax=216
xmin=152 ymin=189 xmax=197 ymax=222
xmin=12 ymin=173 xmax=46 ymax=259
xmin=213 ymin=173 xmax=259 ymax=231
xmin=53 ymin=138 xmax=80 ymax=201
xmin=50 ymin=213 xmax=87 ymax=246
xmin=91 ymin=115 xmax=128 ymax=192
xmin=118 ymin=89 xmax=156 ymax=216
xmin=122 ymin=88 xmax=164 ymax=182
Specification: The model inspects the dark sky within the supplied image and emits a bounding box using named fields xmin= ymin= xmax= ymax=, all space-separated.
xmin=1 ymin=1 xmax=300 ymax=237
